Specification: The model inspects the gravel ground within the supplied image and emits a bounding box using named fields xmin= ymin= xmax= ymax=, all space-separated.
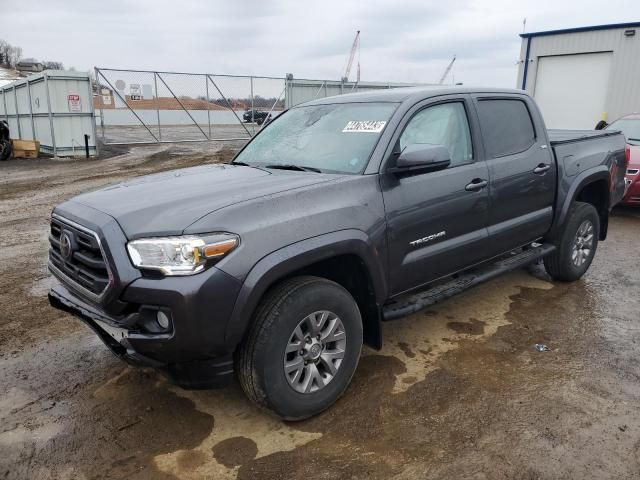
xmin=1 ymin=143 xmax=639 ymax=480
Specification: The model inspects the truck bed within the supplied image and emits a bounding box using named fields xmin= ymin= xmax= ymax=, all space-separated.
xmin=548 ymin=128 xmax=627 ymax=211
xmin=547 ymin=129 xmax=621 ymax=145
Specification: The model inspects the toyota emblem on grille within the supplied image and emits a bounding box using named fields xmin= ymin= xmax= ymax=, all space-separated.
xmin=60 ymin=232 xmax=73 ymax=260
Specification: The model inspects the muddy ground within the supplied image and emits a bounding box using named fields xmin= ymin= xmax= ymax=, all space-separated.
xmin=1 ymin=143 xmax=639 ymax=480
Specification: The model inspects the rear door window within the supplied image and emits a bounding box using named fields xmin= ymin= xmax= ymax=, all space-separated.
xmin=477 ymin=99 xmax=536 ymax=158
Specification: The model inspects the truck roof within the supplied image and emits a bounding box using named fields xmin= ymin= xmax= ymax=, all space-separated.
xmin=299 ymin=86 xmax=527 ymax=106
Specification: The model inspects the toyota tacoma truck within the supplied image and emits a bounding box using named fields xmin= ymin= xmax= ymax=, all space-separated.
xmin=48 ymin=87 xmax=628 ymax=420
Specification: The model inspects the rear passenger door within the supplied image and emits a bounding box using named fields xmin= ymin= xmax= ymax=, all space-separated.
xmin=472 ymin=95 xmax=556 ymax=255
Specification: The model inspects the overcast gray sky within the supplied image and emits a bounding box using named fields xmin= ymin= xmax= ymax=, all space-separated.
xmin=3 ymin=0 xmax=638 ymax=86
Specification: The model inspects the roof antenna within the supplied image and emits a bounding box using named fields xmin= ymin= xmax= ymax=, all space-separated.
xmin=522 ymin=17 xmax=527 ymax=34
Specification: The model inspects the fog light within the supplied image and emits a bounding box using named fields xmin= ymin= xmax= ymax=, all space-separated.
xmin=156 ymin=311 xmax=170 ymax=329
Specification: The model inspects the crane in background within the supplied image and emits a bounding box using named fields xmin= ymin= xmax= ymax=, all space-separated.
xmin=342 ymin=30 xmax=361 ymax=83
xmin=439 ymin=55 xmax=456 ymax=84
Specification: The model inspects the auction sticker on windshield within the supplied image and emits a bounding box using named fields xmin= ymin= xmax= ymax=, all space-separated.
xmin=342 ymin=121 xmax=386 ymax=133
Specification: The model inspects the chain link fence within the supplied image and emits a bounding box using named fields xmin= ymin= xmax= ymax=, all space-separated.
xmin=94 ymin=68 xmax=286 ymax=145
xmin=94 ymin=68 xmax=421 ymax=145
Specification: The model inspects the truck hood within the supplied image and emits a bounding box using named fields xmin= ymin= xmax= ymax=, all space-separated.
xmin=69 ymin=164 xmax=337 ymax=238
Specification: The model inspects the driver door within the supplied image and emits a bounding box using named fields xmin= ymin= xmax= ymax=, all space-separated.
xmin=380 ymin=96 xmax=491 ymax=295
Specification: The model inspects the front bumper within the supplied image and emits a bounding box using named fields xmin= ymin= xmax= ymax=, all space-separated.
xmin=49 ymin=277 xmax=241 ymax=388
xmin=49 ymin=284 xmax=164 ymax=367
xmin=49 ymin=258 xmax=245 ymax=389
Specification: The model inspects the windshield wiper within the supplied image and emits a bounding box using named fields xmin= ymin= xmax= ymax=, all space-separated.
xmin=263 ymin=164 xmax=322 ymax=173
xmin=231 ymin=161 xmax=251 ymax=166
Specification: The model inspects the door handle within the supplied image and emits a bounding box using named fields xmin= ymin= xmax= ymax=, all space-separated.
xmin=465 ymin=178 xmax=488 ymax=192
xmin=533 ymin=163 xmax=551 ymax=174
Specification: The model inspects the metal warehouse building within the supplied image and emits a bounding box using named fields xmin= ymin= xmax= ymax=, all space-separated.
xmin=517 ymin=22 xmax=640 ymax=129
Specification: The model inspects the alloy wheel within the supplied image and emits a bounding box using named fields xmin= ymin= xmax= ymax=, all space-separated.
xmin=283 ymin=310 xmax=347 ymax=394
xmin=571 ymin=219 xmax=594 ymax=267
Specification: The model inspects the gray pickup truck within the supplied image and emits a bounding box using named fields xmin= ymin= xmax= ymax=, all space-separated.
xmin=48 ymin=87 xmax=627 ymax=420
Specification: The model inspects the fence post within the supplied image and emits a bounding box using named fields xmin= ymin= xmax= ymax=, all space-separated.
xmin=154 ymin=72 xmax=162 ymax=141
xmin=87 ymin=73 xmax=99 ymax=156
xmin=250 ymin=76 xmax=254 ymax=134
xmin=95 ymin=67 xmax=105 ymax=143
xmin=204 ymin=74 xmax=211 ymax=140
xmin=285 ymin=74 xmax=293 ymax=109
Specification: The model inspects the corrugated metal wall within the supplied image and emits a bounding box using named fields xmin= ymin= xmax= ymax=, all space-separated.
xmin=285 ymin=78 xmax=425 ymax=109
xmin=517 ymin=26 xmax=640 ymax=123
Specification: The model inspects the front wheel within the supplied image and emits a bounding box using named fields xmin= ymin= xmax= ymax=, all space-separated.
xmin=544 ymin=202 xmax=600 ymax=282
xmin=236 ymin=276 xmax=362 ymax=420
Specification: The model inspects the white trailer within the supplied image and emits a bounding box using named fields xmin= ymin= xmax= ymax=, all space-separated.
xmin=0 ymin=70 xmax=97 ymax=157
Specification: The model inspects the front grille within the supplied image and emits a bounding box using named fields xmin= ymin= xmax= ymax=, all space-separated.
xmin=627 ymin=169 xmax=639 ymax=176
xmin=49 ymin=216 xmax=111 ymax=299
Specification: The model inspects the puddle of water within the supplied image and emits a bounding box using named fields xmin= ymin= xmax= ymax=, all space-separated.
xmin=379 ymin=271 xmax=553 ymax=393
xmin=153 ymin=385 xmax=322 ymax=479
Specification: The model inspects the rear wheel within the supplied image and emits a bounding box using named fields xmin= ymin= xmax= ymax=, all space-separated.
xmin=544 ymin=202 xmax=599 ymax=281
xmin=236 ymin=276 xmax=362 ymax=420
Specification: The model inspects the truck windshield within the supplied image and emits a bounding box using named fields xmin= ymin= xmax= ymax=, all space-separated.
xmin=233 ymin=102 xmax=398 ymax=173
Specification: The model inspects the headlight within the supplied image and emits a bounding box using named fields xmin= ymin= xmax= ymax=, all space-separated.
xmin=126 ymin=233 xmax=239 ymax=276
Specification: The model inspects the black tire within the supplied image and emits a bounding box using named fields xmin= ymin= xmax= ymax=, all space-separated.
xmin=544 ymin=202 xmax=600 ymax=282
xmin=236 ymin=276 xmax=363 ymax=420
xmin=0 ymin=140 xmax=11 ymax=161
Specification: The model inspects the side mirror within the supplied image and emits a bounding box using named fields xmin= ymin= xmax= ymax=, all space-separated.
xmin=390 ymin=144 xmax=451 ymax=173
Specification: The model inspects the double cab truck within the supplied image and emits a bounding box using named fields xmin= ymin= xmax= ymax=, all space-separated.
xmin=48 ymin=87 xmax=628 ymax=420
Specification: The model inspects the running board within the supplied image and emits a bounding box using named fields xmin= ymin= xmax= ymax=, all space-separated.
xmin=382 ymin=243 xmax=556 ymax=321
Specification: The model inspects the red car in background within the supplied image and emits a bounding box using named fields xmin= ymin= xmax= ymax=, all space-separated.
xmin=606 ymin=114 xmax=640 ymax=205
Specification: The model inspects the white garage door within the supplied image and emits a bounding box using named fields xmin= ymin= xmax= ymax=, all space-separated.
xmin=533 ymin=52 xmax=612 ymax=130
